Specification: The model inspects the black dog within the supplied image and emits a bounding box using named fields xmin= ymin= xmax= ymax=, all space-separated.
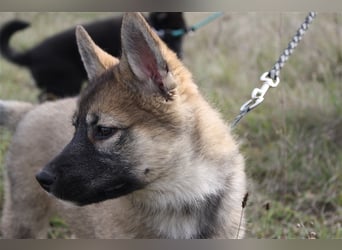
xmin=0 ymin=13 xmax=186 ymax=101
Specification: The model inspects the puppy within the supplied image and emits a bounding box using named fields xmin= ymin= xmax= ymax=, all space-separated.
xmin=1 ymin=12 xmax=246 ymax=239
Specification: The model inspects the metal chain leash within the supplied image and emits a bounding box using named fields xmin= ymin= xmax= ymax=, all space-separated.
xmin=231 ymin=12 xmax=317 ymax=128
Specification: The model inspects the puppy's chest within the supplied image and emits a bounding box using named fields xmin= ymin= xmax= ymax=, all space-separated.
xmin=136 ymin=212 xmax=201 ymax=239
xmin=127 ymin=192 xmax=224 ymax=239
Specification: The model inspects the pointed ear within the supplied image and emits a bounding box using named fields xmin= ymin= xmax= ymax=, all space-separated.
xmin=120 ymin=13 xmax=176 ymax=100
xmin=76 ymin=25 xmax=119 ymax=80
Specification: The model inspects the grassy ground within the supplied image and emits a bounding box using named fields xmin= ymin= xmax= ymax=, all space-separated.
xmin=0 ymin=12 xmax=341 ymax=239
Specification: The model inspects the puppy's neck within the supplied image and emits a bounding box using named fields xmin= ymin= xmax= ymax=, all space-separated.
xmin=127 ymin=188 xmax=225 ymax=239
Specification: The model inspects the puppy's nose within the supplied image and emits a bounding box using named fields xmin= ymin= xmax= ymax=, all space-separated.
xmin=35 ymin=170 xmax=55 ymax=192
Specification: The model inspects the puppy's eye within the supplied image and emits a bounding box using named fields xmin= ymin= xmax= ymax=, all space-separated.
xmin=94 ymin=126 xmax=118 ymax=140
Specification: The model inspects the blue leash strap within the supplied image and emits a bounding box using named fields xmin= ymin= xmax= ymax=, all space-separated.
xmin=187 ymin=12 xmax=224 ymax=33
xmin=170 ymin=12 xmax=224 ymax=37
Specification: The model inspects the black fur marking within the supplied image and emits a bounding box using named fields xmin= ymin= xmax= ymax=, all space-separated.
xmin=38 ymin=117 xmax=145 ymax=206
xmin=89 ymin=114 xmax=99 ymax=126
xmin=190 ymin=191 xmax=224 ymax=239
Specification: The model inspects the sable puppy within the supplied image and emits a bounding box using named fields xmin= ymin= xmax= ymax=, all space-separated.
xmin=0 ymin=12 xmax=246 ymax=239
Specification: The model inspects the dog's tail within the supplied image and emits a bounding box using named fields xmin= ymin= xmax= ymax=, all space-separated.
xmin=0 ymin=100 xmax=34 ymax=131
xmin=0 ymin=20 xmax=31 ymax=66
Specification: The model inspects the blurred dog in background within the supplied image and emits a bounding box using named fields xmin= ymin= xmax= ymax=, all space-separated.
xmin=0 ymin=13 xmax=186 ymax=102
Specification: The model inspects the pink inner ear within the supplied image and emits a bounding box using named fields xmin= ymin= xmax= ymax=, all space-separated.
xmin=126 ymin=28 xmax=168 ymax=94
xmin=140 ymin=48 xmax=167 ymax=94
xmin=136 ymin=42 xmax=163 ymax=85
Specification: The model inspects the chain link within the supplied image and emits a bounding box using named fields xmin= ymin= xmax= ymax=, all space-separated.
xmin=231 ymin=12 xmax=317 ymax=128
xmin=268 ymin=12 xmax=316 ymax=81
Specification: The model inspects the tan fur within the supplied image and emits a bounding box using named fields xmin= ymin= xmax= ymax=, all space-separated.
xmin=1 ymin=13 xmax=246 ymax=238
xmin=0 ymin=100 xmax=34 ymax=131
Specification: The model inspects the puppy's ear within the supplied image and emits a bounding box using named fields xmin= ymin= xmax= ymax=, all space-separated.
xmin=120 ymin=12 xmax=176 ymax=100
xmin=76 ymin=25 xmax=119 ymax=80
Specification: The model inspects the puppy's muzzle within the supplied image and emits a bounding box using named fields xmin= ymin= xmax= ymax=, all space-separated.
xmin=35 ymin=170 xmax=55 ymax=192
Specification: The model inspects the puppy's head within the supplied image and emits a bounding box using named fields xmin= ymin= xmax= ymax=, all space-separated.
xmin=36 ymin=12 xmax=197 ymax=206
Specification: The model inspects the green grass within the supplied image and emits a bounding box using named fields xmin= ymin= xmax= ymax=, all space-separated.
xmin=0 ymin=12 xmax=341 ymax=238
xmin=0 ymin=129 xmax=11 ymax=210
xmin=47 ymin=216 xmax=74 ymax=239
